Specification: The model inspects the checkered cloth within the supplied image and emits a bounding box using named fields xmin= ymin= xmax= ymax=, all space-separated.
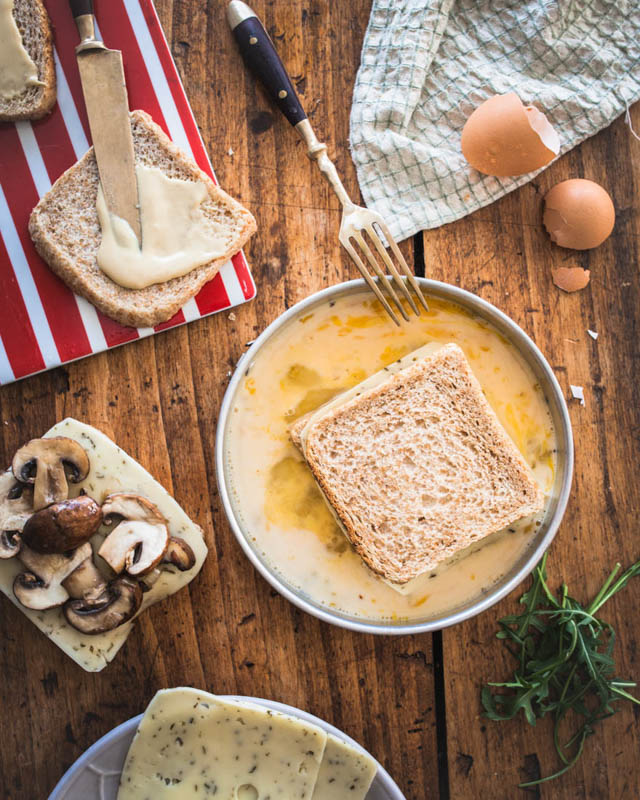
xmin=349 ymin=0 xmax=640 ymax=241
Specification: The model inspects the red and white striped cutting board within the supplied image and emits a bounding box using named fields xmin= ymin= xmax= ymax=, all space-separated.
xmin=0 ymin=0 xmax=255 ymax=385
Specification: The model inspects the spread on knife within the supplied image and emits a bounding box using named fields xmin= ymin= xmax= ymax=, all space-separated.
xmin=0 ymin=418 xmax=208 ymax=672
xmin=96 ymin=164 xmax=230 ymax=289
xmin=0 ymin=0 xmax=43 ymax=100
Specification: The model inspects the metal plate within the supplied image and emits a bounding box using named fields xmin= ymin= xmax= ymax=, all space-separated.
xmin=48 ymin=695 xmax=405 ymax=799
xmin=216 ymin=278 xmax=574 ymax=635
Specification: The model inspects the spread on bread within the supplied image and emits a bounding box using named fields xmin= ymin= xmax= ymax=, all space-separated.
xmin=117 ymin=688 xmax=377 ymax=800
xmin=28 ymin=110 xmax=257 ymax=327
xmin=96 ymin=164 xmax=230 ymax=289
xmin=0 ymin=0 xmax=43 ymax=100
xmin=225 ymin=292 xmax=557 ymax=621
xmin=0 ymin=418 xmax=208 ymax=671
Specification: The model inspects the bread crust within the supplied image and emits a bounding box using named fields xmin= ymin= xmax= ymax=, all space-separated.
xmin=294 ymin=344 xmax=545 ymax=585
xmin=0 ymin=0 xmax=56 ymax=122
xmin=28 ymin=110 xmax=257 ymax=327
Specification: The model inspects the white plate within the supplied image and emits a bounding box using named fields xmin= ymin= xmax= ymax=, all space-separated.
xmin=49 ymin=695 xmax=405 ymax=799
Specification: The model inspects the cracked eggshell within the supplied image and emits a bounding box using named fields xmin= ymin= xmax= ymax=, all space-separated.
xmin=552 ymin=267 xmax=591 ymax=293
xmin=461 ymin=93 xmax=560 ymax=177
xmin=543 ymin=179 xmax=615 ymax=250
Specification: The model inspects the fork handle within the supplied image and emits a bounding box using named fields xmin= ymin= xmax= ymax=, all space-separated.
xmin=227 ymin=1 xmax=306 ymax=127
xmin=227 ymin=1 xmax=353 ymax=208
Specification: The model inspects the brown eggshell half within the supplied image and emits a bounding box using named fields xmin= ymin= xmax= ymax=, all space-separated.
xmin=543 ymin=179 xmax=615 ymax=250
xmin=552 ymin=267 xmax=591 ymax=293
xmin=461 ymin=93 xmax=560 ymax=177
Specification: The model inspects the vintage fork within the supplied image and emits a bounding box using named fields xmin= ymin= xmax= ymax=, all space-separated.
xmin=228 ymin=1 xmax=428 ymax=325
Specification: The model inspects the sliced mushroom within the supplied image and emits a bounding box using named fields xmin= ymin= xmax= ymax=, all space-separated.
xmin=99 ymin=493 xmax=170 ymax=577
xmin=137 ymin=539 xmax=195 ymax=591
xmin=99 ymin=520 xmax=169 ymax=576
xmin=0 ymin=531 xmax=21 ymax=559
xmin=12 ymin=438 xmax=90 ymax=511
xmin=139 ymin=567 xmax=162 ymax=592
xmin=21 ymin=495 xmax=102 ymax=554
xmin=13 ymin=543 xmax=92 ymax=610
xmin=101 ymin=493 xmax=166 ymax=525
xmin=62 ymin=556 xmax=108 ymax=604
xmin=163 ymin=537 xmax=196 ymax=571
xmin=63 ymin=577 xmax=142 ymax=635
xmin=0 ymin=470 xmax=34 ymax=558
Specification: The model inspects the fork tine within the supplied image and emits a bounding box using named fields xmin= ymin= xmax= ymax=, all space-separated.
xmin=341 ymin=238 xmax=401 ymax=326
xmin=374 ymin=219 xmax=430 ymax=312
xmin=365 ymin=225 xmax=420 ymax=316
xmin=352 ymin=232 xmax=410 ymax=322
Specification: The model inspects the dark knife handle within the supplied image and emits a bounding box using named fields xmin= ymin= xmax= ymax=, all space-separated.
xmin=228 ymin=2 xmax=306 ymax=127
xmin=69 ymin=0 xmax=93 ymax=18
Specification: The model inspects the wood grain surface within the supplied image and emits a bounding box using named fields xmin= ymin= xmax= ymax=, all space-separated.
xmin=0 ymin=1 xmax=637 ymax=799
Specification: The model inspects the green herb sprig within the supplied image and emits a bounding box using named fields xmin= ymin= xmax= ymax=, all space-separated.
xmin=482 ymin=553 xmax=640 ymax=787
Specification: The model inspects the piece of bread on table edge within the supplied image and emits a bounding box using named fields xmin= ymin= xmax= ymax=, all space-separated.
xmin=0 ymin=0 xmax=56 ymax=121
xmin=28 ymin=110 xmax=257 ymax=328
xmin=290 ymin=343 xmax=545 ymax=586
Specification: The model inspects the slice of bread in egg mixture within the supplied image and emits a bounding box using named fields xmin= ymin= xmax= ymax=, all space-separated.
xmin=290 ymin=343 xmax=544 ymax=586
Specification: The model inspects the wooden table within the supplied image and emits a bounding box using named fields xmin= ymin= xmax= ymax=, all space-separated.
xmin=1 ymin=2 xmax=638 ymax=798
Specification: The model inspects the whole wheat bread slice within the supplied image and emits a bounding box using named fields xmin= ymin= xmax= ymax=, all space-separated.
xmin=292 ymin=343 xmax=545 ymax=585
xmin=0 ymin=0 xmax=56 ymax=121
xmin=29 ymin=110 xmax=257 ymax=327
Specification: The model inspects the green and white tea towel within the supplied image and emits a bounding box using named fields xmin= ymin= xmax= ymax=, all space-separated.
xmin=349 ymin=0 xmax=640 ymax=241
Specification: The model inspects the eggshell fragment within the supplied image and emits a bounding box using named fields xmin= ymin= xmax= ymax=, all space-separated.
xmin=461 ymin=93 xmax=560 ymax=177
xmin=552 ymin=267 xmax=590 ymax=292
xmin=570 ymin=385 xmax=585 ymax=406
xmin=543 ymin=179 xmax=615 ymax=250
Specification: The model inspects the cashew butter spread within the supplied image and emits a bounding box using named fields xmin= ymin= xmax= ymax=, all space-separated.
xmin=0 ymin=0 xmax=43 ymax=99
xmin=96 ymin=164 xmax=228 ymax=289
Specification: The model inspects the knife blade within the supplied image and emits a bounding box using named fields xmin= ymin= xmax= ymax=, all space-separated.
xmin=69 ymin=0 xmax=141 ymax=242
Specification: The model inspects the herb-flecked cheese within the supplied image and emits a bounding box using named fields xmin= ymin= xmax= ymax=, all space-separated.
xmin=311 ymin=733 xmax=377 ymax=799
xmin=0 ymin=419 xmax=208 ymax=672
xmin=117 ymin=688 xmax=328 ymax=799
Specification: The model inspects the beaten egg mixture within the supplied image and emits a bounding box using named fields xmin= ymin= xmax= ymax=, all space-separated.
xmin=224 ymin=293 xmax=557 ymax=622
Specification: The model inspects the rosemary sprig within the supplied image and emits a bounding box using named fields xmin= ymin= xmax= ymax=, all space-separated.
xmin=482 ymin=553 xmax=640 ymax=787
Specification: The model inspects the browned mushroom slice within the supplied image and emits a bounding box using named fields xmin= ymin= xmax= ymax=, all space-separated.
xmin=101 ymin=493 xmax=166 ymax=525
xmin=12 ymin=438 xmax=90 ymax=510
xmin=0 ymin=470 xmax=34 ymax=558
xmin=13 ymin=543 xmax=92 ymax=610
xmin=63 ymin=577 xmax=143 ymax=635
xmin=163 ymin=537 xmax=196 ymax=571
xmin=21 ymin=495 xmax=102 ymax=554
xmin=98 ymin=520 xmax=169 ymax=576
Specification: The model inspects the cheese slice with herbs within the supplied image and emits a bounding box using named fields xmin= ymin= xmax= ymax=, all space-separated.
xmin=311 ymin=733 xmax=377 ymax=799
xmin=0 ymin=418 xmax=208 ymax=672
xmin=117 ymin=688 xmax=328 ymax=800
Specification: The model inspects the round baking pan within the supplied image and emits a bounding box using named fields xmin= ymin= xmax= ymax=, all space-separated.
xmin=216 ymin=278 xmax=574 ymax=635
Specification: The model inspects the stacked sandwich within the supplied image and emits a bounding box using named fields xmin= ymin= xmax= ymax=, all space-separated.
xmin=291 ymin=343 xmax=544 ymax=591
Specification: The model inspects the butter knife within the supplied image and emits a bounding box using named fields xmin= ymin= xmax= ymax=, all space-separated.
xmin=69 ymin=0 xmax=141 ymax=242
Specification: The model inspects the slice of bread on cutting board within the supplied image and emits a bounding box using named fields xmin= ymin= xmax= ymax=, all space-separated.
xmin=29 ymin=109 xmax=256 ymax=327
xmin=290 ymin=343 xmax=544 ymax=586
xmin=0 ymin=0 xmax=56 ymax=121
